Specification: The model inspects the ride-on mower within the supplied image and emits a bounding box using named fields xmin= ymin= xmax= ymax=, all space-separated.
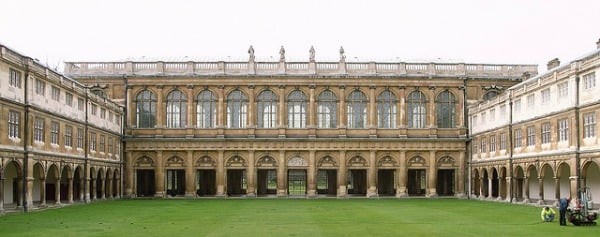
xmin=567 ymin=187 xmax=598 ymax=226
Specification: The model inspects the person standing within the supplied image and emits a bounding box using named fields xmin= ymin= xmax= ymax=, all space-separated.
xmin=541 ymin=206 xmax=556 ymax=222
xmin=559 ymin=197 xmax=571 ymax=226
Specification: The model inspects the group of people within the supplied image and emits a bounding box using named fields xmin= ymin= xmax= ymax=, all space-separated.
xmin=540 ymin=197 xmax=571 ymax=226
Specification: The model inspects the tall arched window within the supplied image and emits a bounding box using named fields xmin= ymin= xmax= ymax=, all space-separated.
xmin=136 ymin=90 xmax=156 ymax=128
xmin=166 ymin=90 xmax=187 ymax=128
xmin=347 ymin=90 xmax=367 ymax=129
xmin=257 ymin=90 xmax=277 ymax=128
xmin=288 ymin=90 xmax=307 ymax=128
xmin=317 ymin=90 xmax=337 ymax=128
xmin=436 ymin=91 xmax=456 ymax=128
xmin=377 ymin=90 xmax=397 ymax=128
xmin=196 ymin=90 xmax=216 ymax=128
xmin=407 ymin=91 xmax=426 ymax=128
xmin=227 ymin=90 xmax=248 ymax=128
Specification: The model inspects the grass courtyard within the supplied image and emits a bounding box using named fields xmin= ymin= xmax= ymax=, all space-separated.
xmin=0 ymin=199 xmax=598 ymax=237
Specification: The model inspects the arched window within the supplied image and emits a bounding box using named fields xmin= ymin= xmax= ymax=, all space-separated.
xmin=288 ymin=90 xmax=307 ymax=128
xmin=196 ymin=90 xmax=216 ymax=128
xmin=166 ymin=90 xmax=187 ymax=128
xmin=317 ymin=90 xmax=337 ymax=128
xmin=483 ymin=91 xmax=499 ymax=100
xmin=436 ymin=91 xmax=456 ymax=128
xmin=257 ymin=90 xmax=277 ymax=128
xmin=377 ymin=90 xmax=397 ymax=128
xmin=136 ymin=90 xmax=156 ymax=128
xmin=227 ymin=90 xmax=247 ymax=128
xmin=407 ymin=91 xmax=426 ymax=128
xmin=347 ymin=90 xmax=367 ymax=128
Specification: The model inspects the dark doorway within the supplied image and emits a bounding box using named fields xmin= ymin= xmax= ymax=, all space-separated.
xmin=348 ymin=170 xmax=367 ymax=195
xmin=408 ymin=169 xmax=426 ymax=196
xmin=166 ymin=169 xmax=185 ymax=197
xmin=96 ymin=176 xmax=103 ymax=199
xmin=196 ymin=170 xmax=216 ymax=196
xmin=437 ymin=169 xmax=454 ymax=196
xmin=491 ymin=170 xmax=499 ymax=198
xmin=288 ymin=170 xmax=307 ymax=195
xmin=377 ymin=169 xmax=395 ymax=196
xmin=136 ymin=170 xmax=155 ymax=197
xmin=317 ymin=169 xmax=337 ymax=195
xmin=227 ymin=169 xmax=246 ymax=196
xmin=73 ymin=169 xmax=82 ymax=201
xmin=257 ymin=169 xmax=277 ymax=195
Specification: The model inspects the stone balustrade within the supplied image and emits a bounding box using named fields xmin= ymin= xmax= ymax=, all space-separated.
xmin=63 ymin=60 xmax=537 ymax=78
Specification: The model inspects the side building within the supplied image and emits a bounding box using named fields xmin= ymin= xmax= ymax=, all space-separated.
xmin=64 ymin=47 xmax=536 ymax=199
xmin=468 ymin=39 xmax=600 ymax=206
xmin=0 ymin=44 xmax=124 ymax=213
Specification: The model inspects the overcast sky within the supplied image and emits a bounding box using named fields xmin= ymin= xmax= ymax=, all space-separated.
xmin=1 ymin=0 xmax=599 ymax=72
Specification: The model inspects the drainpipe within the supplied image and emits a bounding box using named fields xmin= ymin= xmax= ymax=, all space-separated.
xmin=121 ymin=75 xmax=128 ymax=198
xmin=462 ymin=78 xmax=470 ymax=199
xmin=508 ymin=96 xmax=514 ymax=203
xmin=84 ymin=89 xmax=89 ymax=203
xmin=22 ymin=58 xmax=31 ymax=212
xmin=574 ymin=76 xmax=581 ymax=191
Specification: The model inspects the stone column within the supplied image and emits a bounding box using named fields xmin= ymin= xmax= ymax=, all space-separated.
xmin=538 ymin=177 xmax=544 ymax=205
xmin=25 ymin=176 xmax=33 ymax=208
xmin=524 ymin=177 xmax=530 ymax=203
xmin=479 ymin=177 xmax=484 ymax=199
xmin=156 ymin=85 xmax=164 ymax=128
xmin=397 ymin=151 xmax=407 ymax=197
xmin=125 ymin=152 xmax=134 ymax=197
xmin=307 ymin=150 xmax=316 ymax=197
xmin=428 ymin=87 xmax=435 ymax=127
xmin=339 ymin=86 xmax=346 ymax=128
xmin=247 ymin=150 xmax=256 ymax=197
xmin=55 ymin=177 xmax=61 ymax=205
xmin=398 ymin=86 xmax=406 ymax=128
xmin=126 ymin=85 xmax=133 ymax=127
xmin=368 ymin=85 xmax=376 ymax=129
xmin=154 ymin=151 xmax=165 ymax=198
xmin=277 ymin=150 xmax=286 ymax=197
xmin=67 ymin=177 xmax=74 ymax=203
xmin=308 ymin=85 xmax=316 ymax=128
xmin=0 ymin=177 xmax=4 ymax=213
xmin=278 ymin=85 xmax=285 ymax=128
xmin=368 ymin=150 xmax=377 ymax=197
xmin=338 ymin=150 xmax=347 ymax=198
xmin=87 ymin=176 xmax=93 ymax=202
xmin=569 ymin=175 xmax=578 ymax=199
xmin=217 ymin=85 xmax=225 ymax=128
xmin=457 ymin=151 xmax=465 ymax=197
xmin=186 ymin=85 xmax=194 ymax=128
xmin=506 ymin=176 xmax=513 ymax=202
xmin=40 ymin=178 xmax=46 ymax=206
xmin=554 ymin=177 xmax=560 ymax=206
xmin=427 ymin=150 xmax=437 ymax=197
xmin=487 ymin=177 xmax=493 ymax=200
xmin=216 ymin=150 xmax=225 ymax=197
xmin=185 ymin=150 xmax=195 ymax=197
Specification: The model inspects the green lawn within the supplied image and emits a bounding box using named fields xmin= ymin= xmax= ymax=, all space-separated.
xmin=0 ymin=199 xmax=598 ymax=237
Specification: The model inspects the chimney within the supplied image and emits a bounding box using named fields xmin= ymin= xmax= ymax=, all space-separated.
xmin=597 ymin=38 xmax=600 ymax=49
xmin=547 ymin=58 xmax=560 ymax=70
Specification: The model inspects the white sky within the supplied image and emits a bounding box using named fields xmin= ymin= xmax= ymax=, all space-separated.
xmin=1 ymin=0 xmax=600 ymax=72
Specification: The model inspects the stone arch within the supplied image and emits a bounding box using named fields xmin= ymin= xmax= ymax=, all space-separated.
xmin=47 ymin=163 xmax=60 ymax=180
xmin=195 ymin=156 xmax=216 ymax=168
xmin=377 ymin=156 xmax=398 ymax=168
xmin=582 ymin=160 xmax=600 ymax=197
xmin=134 ymin=156 xmax=155 ymax=168
xmin=347 ymin=156 xmax=367 ymax=167
xmin=256 ymin=156 xmax=277 ymax=168
xmin=165 ymin=156 xmax=185 ymax=168
xmin=514 ymin=165 xmax=526 ymax=201
xmin=437 ymin=156 xmax=456 ymax=168
xmin=287 ymin=157 xmax=307 ymax=167
xmin=317 ymin=156 xmax=337 ymax=168
xmin=407 ymin=156 xmax=426 ymax=167
xmin=226 ymin=156 xmax=247 ymax=167
xmin=472 ymin=168 xmax=481 ymax=196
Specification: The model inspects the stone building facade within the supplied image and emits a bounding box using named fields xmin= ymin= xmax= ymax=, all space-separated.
xmin=468 ymin=40 xmax=600 ymax=206
xmin=0 ymin=44 xmax=124 ymax=213
xmin=63 ymin=46 xmax=536 ymax=199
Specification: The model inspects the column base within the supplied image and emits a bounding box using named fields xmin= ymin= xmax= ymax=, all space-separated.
xmin=154 ymin=192 xmax=165 ymax=198
xmin=395 ymin=192 xmax=408 ymax=198
xmin=536 ymin=200 xmax=545 ymax=205
xmin=246 ymin=193 xmax=256 ymax=198
xmin=454 ymin=193 xmax=467 ymax=199
xmin=522 ymin=198 xmax=530 ymax=204
xmin=184 ymin=193 xmax=196 ymax=198
xmin=367 ymin=193 xmax=379 ymax=198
